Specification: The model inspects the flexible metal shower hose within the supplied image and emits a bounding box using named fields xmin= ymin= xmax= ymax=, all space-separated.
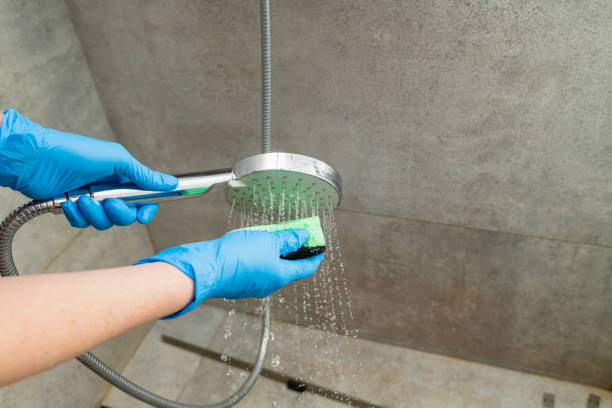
xmin=0 ymin=200 xmax=271 ymax=408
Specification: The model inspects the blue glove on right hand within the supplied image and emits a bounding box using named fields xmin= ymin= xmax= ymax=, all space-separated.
xmin=136 ymin=229 xmax=324 ymax=319
xmin=0 ymin=109 xmax=177 ymax=230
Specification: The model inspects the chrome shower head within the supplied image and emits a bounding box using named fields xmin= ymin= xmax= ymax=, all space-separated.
xmin=51 ymin=152 xmax=341 ymax=215
xmin=227 ymin=152 xmax=342 ymax=214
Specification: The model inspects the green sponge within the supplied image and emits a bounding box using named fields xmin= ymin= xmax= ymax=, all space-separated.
xmin=232 ymin=216 xmax=325 ymax=247
xmin=231 ymin=216 xmax=325 ymax=260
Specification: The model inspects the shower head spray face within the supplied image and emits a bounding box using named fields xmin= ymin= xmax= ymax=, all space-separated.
xmin=226 ymin=152 xmax=342 ymax=216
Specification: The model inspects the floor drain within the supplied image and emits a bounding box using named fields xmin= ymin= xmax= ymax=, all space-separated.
xmin=543 ymin=392 xmax=555 ymax=408
xmin=587 ymin=394 xmax=601 ymax=408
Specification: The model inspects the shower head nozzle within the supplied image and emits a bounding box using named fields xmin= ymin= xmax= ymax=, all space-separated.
xmin=226 ymin=152 xmax=342 ymax=214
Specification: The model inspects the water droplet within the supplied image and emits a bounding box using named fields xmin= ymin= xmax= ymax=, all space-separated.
xmin=220 ymin=353 xmax=228 ymax=362
xmin=271 ymin=354 xmax=281 ymax=367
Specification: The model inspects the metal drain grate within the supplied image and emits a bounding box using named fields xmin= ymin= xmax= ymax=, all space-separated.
xmin=543 ymin=392 xmax=555 ymax=408
xmin=587 ymin=394 xmax=601 ymax=408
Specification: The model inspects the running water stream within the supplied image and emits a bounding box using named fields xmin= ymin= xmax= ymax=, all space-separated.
xmin=218 ymin=191 xmax=364 ymax=395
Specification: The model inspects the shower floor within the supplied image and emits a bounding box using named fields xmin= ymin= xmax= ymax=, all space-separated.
xmin=100 ymin=305 xmax=611 ymax=408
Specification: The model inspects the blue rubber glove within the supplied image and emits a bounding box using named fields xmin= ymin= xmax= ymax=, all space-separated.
xmin=0 ymin=109 xmax=177 ymax=230
xmin=136 ymin=229 xmax=324 ymax=319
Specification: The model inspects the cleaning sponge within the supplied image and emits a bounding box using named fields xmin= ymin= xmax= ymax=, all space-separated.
xmin=230 ymin=216 xmax=325 ymax=260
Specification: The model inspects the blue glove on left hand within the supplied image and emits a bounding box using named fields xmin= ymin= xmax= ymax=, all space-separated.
xmin=136 ymin=229 xmax=324 ymax=319
xmin=0 ymin=109 xmax=178 ymax=230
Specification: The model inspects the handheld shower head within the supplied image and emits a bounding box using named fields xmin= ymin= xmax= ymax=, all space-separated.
xmin=227 ymin=152 xmax=342 ymax=214
xmin=50 ymin=152 xmax=342 ymax=214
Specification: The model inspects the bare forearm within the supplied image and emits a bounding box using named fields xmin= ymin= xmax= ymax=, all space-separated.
xmin=0 ymin=262 xmax=193 ymax=386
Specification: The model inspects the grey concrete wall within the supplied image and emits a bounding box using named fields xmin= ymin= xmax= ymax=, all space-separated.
xmin=0 ymin=1 xmax=156 ymax=406
xmin=64 ymin=0 xmax=612 ymax=387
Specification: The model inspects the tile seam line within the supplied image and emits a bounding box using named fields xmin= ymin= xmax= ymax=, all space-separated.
xmin=143 ymin=223 xmax=160 ymax=253
xmin=95 ymin=323 xmax=156 ymax=408
xmin=337 ymin=207 xmax=612 ymax=250
xmin=174 ymin=308 xmax=229 ymax=401
xmin=41 ymin=229 xmax=85 ymax=274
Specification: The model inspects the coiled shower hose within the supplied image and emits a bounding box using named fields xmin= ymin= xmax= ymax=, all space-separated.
xmin=0 ymin=200 xmax=271 ymax=408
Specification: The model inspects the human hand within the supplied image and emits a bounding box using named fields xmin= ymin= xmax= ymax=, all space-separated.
xmin=136 ymin=229 xmax=324 ymax=318
xmin=0 ymin=109 xmax=177 ymax=229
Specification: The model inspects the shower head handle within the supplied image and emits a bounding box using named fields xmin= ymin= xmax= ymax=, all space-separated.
xmin=50 ymin=168 xmax=235 ymax=213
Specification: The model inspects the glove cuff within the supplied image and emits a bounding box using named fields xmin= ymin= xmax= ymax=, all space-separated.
xmin=0 ymin=109 xmax=34 ymax=191
xmin=1 ymin=108 xmax=14 ymax=144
